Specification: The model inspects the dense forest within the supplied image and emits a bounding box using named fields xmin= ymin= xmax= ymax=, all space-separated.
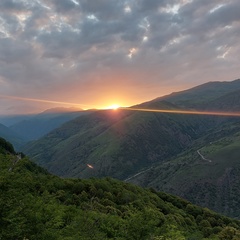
xmin=1 ymin=139 xmax=240 ymax=239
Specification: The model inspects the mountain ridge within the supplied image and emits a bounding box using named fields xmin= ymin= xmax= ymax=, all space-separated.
xmin=154 ymin=78 xmax=240 ymax=108
xmin=9 ymin=110 xmax=91 ymax=141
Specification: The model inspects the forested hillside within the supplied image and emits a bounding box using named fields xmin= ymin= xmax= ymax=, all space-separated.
xmin=1 ymin=140 xmax=240 ymax=239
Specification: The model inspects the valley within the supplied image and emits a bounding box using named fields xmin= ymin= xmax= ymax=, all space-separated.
xmin=19 ymin=79 xmax=240 ymax=219
xmin=0 ymin=108 xmax=91 ymax=150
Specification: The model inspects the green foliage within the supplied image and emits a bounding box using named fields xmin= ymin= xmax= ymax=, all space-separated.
xmin=218 ymin=226 xmax=240 ymax=240
xmin=1 ymin=153 xmax=240 ymax=239
xmin=0 ymin=137 xmax=15 ymax=154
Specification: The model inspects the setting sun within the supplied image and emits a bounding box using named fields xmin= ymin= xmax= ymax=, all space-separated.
xmin=105 ymin=104 xmax=120 ymax=110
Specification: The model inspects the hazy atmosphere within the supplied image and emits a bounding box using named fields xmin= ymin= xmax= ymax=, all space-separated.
xmin=0 ymin=0 xmax=240 ymax=114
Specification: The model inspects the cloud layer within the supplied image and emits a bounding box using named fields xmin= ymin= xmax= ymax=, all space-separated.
xmin=0 ymin=0 xmax=239 ymax=114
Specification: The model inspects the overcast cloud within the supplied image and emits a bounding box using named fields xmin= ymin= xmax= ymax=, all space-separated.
xmin=0 ymin=0 xmax=239 ymax=114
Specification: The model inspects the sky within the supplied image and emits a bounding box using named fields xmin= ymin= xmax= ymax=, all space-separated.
xmin=0 ymin=0 xmax=239 ymax=115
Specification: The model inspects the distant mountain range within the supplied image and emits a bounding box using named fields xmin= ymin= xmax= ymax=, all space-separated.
xmin=0 ymin=123 xmax=25 ymax=150
xmin=22 ymin=78 xmax=240 ymax=218
xmin=0 ymin=108 xmax=93 ymax=150
xmin=9 ymin=108 xmax=91 ymax=142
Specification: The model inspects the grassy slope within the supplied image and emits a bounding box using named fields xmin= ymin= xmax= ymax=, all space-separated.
xmin=157 ymin=79 xmax=240 ymax=108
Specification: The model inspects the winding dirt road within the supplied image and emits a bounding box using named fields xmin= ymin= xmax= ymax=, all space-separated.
xmin=197 ymin=149 xmax=212 ymax=163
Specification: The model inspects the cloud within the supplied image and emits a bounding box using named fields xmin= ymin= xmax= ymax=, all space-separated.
xmin=0 ymin=0 xmax=27 ymax=12
xmin=0 ymin=0 xmax=239 ymax=114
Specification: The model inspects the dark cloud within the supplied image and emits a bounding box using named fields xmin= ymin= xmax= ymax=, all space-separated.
xmin=0 ymin=38 xmax=33 ymax=64
xmin=207 ymin=2 xmax=240 ymax=26
xmin=137 ymin=0 xmax=169 ymax=13
xmin=0 ymin=0 xmax=239 ymax=114
xmin=0 ymin=0 xmax=27 ymax=12
xmin=80 ymin=0 xmax=125 ymax=20
xmin=48 ymin=0 xmax=78 ymax=13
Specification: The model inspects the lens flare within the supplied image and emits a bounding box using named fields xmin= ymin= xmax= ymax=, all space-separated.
xmin=120 ymin=107 xmax=240 ymax=117
xmin=87 ymin=164 xmax=94 ymax=169
xmin=0 ymin=94 xmax=92 ymax=108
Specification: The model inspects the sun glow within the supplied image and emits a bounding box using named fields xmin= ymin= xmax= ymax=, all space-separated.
xmin=105 ymin=104 xmax=120 ymax=110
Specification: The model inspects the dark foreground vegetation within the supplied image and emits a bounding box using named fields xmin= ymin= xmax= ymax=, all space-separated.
xmin=1 ymin=140 xmax=240 ymax=239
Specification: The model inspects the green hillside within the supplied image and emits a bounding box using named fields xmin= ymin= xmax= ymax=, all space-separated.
xmin=157 ymin=79 xmax=240 ymax=108
xmin=0 ymin=137 xmax=16 ymax=154
xmin=202 ymin=89 xmax=240 ymax=111
xmin=1 ymin=143 xmax=240 ymax=240
xmin=129 ymin=122 xmax=240 ymax=218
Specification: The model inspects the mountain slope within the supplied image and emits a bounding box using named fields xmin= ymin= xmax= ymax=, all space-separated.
xmin=202 ymin=89 xmax=240 ymax=111
xmin=1 ymin=144 xmax=240 ymax=239
xmin=129 ymin=121 xmax=240 ymax=218
xmin=0 ymin=137 xmax=16 ymax=154
xmin=156 ymin=78 xmax=240 ymax=108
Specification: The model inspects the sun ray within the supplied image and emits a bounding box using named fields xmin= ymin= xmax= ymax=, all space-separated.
xmin=120 ymin=107 xmax=240 ymax=117
xmin=0 ymin=94 xmax=92 ymax=108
